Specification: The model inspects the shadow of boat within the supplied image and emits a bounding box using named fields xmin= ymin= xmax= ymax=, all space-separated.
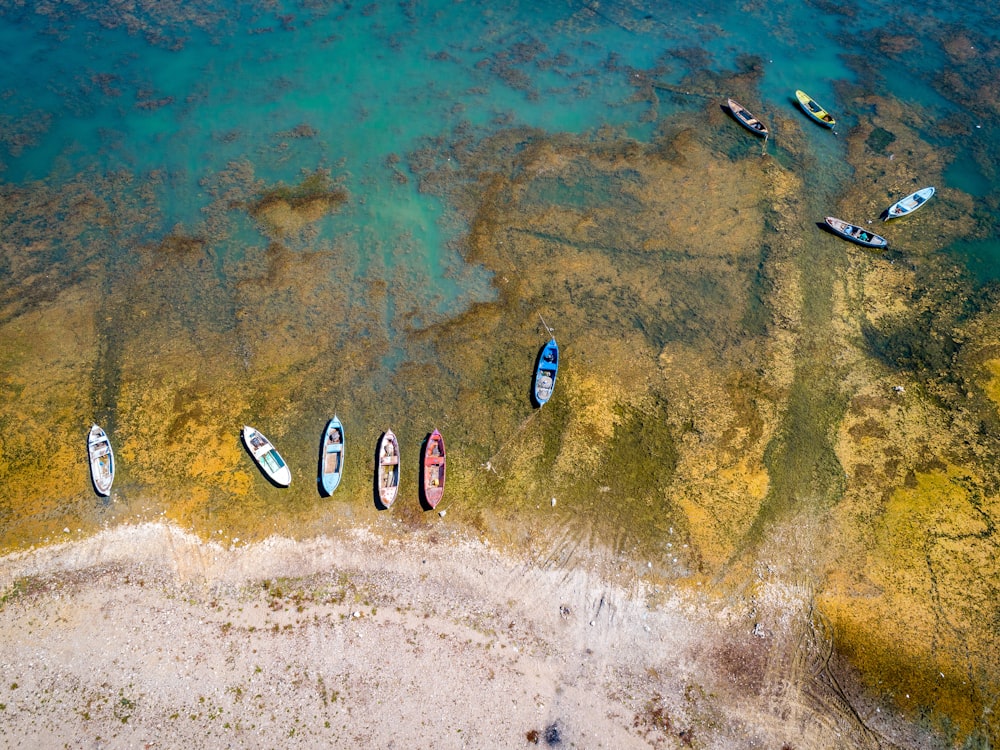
xmin=418 ymin=432 xmax=433 ymax=511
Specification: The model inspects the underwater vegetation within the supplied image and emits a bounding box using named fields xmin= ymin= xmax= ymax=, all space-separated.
xmin=3 ymin=83 xmax=1000 ymax=745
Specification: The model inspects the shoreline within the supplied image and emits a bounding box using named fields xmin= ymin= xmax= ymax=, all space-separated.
xmin=0 ymin=522 xmax=928 ymax=748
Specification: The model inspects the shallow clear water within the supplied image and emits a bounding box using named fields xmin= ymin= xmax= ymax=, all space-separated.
xmin=4 ymin=0 xmax=998 ymax=287
xmin=3 ymin=0 xmax=1000 ymax=521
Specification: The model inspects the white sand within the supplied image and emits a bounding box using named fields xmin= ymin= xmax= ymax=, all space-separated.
xmin=0 ymin=522 xmax=923 ymax=749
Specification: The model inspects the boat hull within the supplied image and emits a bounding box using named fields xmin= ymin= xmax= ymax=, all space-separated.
xmin=88 ymin=424 xmax=115 ymax=496
xmin=883 ymin=187 xmax=935 ymax=221
xmin=422 ymin=429 xmax=446 ymax=509
xmin=319 ymin=416 xmax=344 ymax=496
xmin=795 ymin=90 xmax=835 ymax=128
xmin=242 ymin=425 xmax=291 ymax=487
xmin=377 ymin=429 xmax=400 ymax=508
xmin=727 ymin=98 xmax=768 ymax=137
xmin=534 ymin=338 xmax=559 ymax=407
xmin=824 ymin=217 xmax=888 ymax=248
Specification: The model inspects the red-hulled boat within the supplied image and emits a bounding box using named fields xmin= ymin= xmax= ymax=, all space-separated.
xmin=422 ymin=429 xmax=446 ymax=509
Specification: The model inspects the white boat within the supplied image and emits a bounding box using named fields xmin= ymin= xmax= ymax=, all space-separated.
xmin=884 ymin=187 xmax=935 ymax=221
xmin=377 ymin=429 xmax=400 ymax=508
xmin=242 ymin=425 xmax=291 ymax=486
xmin=88 ymin=424 xmax=114 ymax=496
xmin=824 ymin=217 xmax=888 ymax=248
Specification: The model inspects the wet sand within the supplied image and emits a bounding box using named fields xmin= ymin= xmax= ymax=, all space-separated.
xmin=0 ymin=521 xmax=932 ymax=749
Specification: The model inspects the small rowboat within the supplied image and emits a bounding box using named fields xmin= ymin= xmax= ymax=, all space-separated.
xmin=824 ymin=217 xmax=888 ymax=248
xmin=319 ymin=415 xmax=344 ymax=496
xmin=883 ymin=187 xmax=935 ymax=221
xmin=242 ymin=425 xmax=291 ymax=486
xmin=422 ymin=429 xmax=446 ymax=509
xmin=534 ymin=338 xmax=559 ymax=407
xmin=727 ymin=98 xmax=769 ymax=137
xmin=377 ymin=429 xmax=400 ymax=508
xmin=88 ymin=424 xmax=115 ymax=496
xmin=795 ymin=90 xmax=835 ymax=128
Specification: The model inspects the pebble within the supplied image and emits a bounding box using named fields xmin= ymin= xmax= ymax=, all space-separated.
xmin=438 ymin=510 xmax=446 ymax=517
xmin=550 ymin=497 xmax=556 ymax=507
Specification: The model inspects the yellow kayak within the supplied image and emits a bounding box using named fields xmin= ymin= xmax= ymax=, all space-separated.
xmin=795 ymin=90 xmax=835 ymax=128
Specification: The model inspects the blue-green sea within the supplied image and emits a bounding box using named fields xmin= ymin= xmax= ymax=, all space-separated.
xmin=3 ymin=0 xmax=997 ymax=299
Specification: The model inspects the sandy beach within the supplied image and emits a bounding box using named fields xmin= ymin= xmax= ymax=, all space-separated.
xmin=0 ymin=522 xmax=931 ymax=749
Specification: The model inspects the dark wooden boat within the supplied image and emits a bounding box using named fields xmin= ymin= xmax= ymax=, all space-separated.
xmin=534 ymin=338 xmax=559 ymax=407
xmin=422 ymin=429 xmax=446 ymax=509
xmin=319 ymin=415 xmax=344 ymax=496
xmin=377 ymin=429 xmax=400 ymax=508
xmin=824 ymin=217 xmax=888 ymax=248
xmin=727 ymin=98 xmax=769 ymax=137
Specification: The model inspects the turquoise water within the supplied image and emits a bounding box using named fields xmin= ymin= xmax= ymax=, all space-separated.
xmin=3 ymin=0 xmax=999 ymax=297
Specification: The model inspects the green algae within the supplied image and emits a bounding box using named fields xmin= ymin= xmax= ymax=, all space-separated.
xmin=5 ymin=87 xmax=1000 ymax=746
xmin=865 ymin=126 xmax=896 ymax=155
xmin=249 ymin=170 xmax=348 ymax=239
xmin=602 ymin=398 xmax=679 ymax=503
xmin=822 ymin=467 xmax=1000 ymax=742
xmin=823 ymin=103 xmax=1000 ymax=741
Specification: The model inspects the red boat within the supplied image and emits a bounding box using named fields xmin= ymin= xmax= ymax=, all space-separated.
xmin=422 ymin=429 xmax=446 ymax=509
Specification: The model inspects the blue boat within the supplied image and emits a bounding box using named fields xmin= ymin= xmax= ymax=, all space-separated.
xmin=534 ymin=338 xmax=559 ymax=406
xmin=319 ymin=415 xmax=344 ymax=496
